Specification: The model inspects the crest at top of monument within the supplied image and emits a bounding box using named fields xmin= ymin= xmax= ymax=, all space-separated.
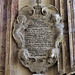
xmin=13 ymin=0 xmax=64 ymax=74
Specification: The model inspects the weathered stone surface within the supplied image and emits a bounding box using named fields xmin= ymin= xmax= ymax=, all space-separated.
xmin=13 ymin=1 xmax=64 ymax=74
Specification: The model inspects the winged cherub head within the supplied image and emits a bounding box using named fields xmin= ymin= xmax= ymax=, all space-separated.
xmin=50 ymin=14 xmax=62 ymax=25
xmin=17 ymin=15 xmax=27 ymax=24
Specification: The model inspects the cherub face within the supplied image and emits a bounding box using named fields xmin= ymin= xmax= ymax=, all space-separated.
xmin=17 ymin=15 xmax=27 ymax=24
xmin=54 ymin=14 xmax=62 ymax=24
xmin=50 ymin=14 xmax=62 ymax=24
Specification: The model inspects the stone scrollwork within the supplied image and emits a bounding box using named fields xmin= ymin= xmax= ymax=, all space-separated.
xmin=13 ymin=2 xmax=64 ymax=74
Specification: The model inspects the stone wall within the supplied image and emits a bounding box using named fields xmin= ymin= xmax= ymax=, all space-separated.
xmin=0 ymin=0 xmax=75 ymax=75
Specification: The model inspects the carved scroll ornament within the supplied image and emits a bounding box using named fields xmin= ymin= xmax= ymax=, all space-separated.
xmin=13 ymin=2 xmax=64 ymax=74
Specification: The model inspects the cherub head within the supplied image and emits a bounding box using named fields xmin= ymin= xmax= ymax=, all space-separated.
xmin=17 ymin=15 xmax=27 ymax=24
xmin=50 ymin=14 xmax=62 ymax=24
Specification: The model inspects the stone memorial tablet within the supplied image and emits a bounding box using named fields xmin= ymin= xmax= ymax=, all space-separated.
xmin=13 ymin=0 xmax=64 ymax=74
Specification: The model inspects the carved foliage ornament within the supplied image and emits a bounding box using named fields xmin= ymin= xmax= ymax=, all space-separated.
xmin=13 ymin=0 xmax=64 ymax=74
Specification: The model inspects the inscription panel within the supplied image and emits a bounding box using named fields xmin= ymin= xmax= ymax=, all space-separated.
xmin=25 ymin=20 xmax=55 ymax=56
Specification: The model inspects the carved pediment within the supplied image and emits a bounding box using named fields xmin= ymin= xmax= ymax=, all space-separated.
xmin=13 ymin=1 xmax=64 ymax=74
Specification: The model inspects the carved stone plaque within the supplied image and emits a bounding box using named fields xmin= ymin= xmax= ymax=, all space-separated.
xmin=13 ymin=0 xmax=64 ymax=74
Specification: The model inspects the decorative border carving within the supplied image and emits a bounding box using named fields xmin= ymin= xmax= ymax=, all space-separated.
xmin=13 ymin=4 xmax=64 ymax=73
